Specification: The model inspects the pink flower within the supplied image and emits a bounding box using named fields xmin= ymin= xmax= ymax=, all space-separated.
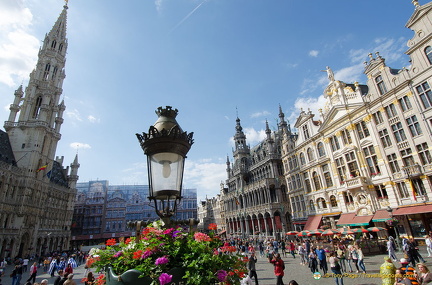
xmin=159 ymin=273 xmax=172 ymax=285
xmin=194 ymin=232 xmax=211 ymax=242
xmin=216 ymin=270 xmax=228 ymax=282
xmin=155 ymin=256 xmax=169 ymax=265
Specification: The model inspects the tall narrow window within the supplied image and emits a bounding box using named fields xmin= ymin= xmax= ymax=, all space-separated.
xmin=396 ymin=182 xmax=410 ymax=198
xmin=373 ymin=111 xmax=384 ymax=124
xmin=385 ymin=103 xmax=398 ymax=118
xmin=399 ymin=96 xmax=413 ymax=112
xmin=52 ymin=66 xmax=58 ymax=80
xmin=300 ymin=153 xmax=306 ymax=165
xmin=302 ymin=125 xmax=310 ymax=139
xmin=51 ymin=40 xmax=57 ymax=49
xmin=32 ymin=96 xmax=43 ymax=119
xmin=425 ymin=46 xmax=432 ymax=64
xmin=391 ymin=122 xmax=407 ymax=142
xmin=378 ymin=129 xmax=392 ymax=148
xmin=43 ymin=63 xmax=51 ymax=80
xmin=416 ymin=82 xmax=432 ymax=109
xmin=304 ymin=172 xmax=312 ymax=193
xmin=376 ymin=75 xmax=387 ymax=95
xmin=317 ymin=142 xmax=326 ymax=157
xmin=387 ymin=153 xmax=400 ymax=173
xmin=59 ymin=43 xmax=64 ymax=52
xmin=406 ymin=115 xmax=422 ymax=137
xmin=345 ymin=151 xmax=359 ymax=177
xmin=309 ymin=200 xmax=315 ymax=212
xmin=322 ymin=164 xmax=333 ymax=187
xmin=329 ymin=136 xmax=340 ymax=152
xmin=330 ymin=195 xmax=338 ymax=207
xmin=335 ymin=157 xmax=346 ymax=182
xmin=307 ymin=148 xmax=315 ymax=161
xmin=356 ymin=121 xmax=370 ymax=139
xmin=341 ymin=129 xmax=352 ymax=145
xmin=312 ymin=171 xmax=322 ymax=190
xmin=317 ymin=197 xmax=327 ymax=209
xmin=417 ymin=143 xmax=432 ymax=165
xmin=363 ymin=145 xmax=380 ymax=175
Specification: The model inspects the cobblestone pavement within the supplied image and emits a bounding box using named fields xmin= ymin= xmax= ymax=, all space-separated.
xmin=2 ymin=247 xmax=430 ymax=285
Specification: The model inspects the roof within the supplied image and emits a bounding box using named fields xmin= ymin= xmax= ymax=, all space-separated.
xmin=0 ymin=130 xmax=17 ymax=166
xmin=49 ymin=160 xmax=69 ymax=187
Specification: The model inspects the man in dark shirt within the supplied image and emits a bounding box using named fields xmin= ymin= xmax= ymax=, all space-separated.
xmin=54 ymin=270 xmax=64 ymax=285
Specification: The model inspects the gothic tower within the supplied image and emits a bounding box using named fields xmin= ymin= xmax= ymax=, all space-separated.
xmin=4 ymin=3 xmax=69 ymax=175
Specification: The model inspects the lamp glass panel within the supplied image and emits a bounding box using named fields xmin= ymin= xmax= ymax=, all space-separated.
xmin=149 ymin=152 xmax=184 ymax=196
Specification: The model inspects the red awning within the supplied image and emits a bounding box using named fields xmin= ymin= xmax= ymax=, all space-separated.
xmin=351 ymin=215 xmax=373 ymax=225
xmin=303 ymin=215 xmax=322 ymax=230
xmin=337 ymin=213 xmax=356 ymax=226
xmin=372 ymin=209 xmax=392 ymax=222
xmin=393 ymin=204 xmax=432 ymax=215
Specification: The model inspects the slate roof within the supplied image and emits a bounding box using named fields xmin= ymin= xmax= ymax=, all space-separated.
xmin=49 ymin=160 xmax=69 ymax=188
xmin=0 ymin=130 xmax=17 ymax=166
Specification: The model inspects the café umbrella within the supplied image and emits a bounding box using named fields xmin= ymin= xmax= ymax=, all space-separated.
xmin=366 ymin=227 xmax=386 ymax=232
xmin=286 ymin=231 xmax=299 ymax=236
xmin=321 ymin=229 xmax=340 ymax=236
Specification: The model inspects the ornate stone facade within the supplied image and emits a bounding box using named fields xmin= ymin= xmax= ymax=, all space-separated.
xmin=0 ymin=3 xmax=79 ymax=258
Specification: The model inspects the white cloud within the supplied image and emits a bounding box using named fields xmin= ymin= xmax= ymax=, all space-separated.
xmin=0 ymin=2 xmax=39 ymax=87
xmin=183 ymin=159 xmax=226 ymax=201
xmin=88 ymin=115 xmax=100 ymax=123
xmin=66 ymin=109 xmax=82 ymax=121
xmin=287 ymin=96 xmax=326 ymax=124
xmin=309 ymin=50 xmax=319 ymax=57
xmin=244 ymin=127 xmax=266 ymax=145
xmin=69 ymin=142 xmax=91 ymax=149
xmin=154 ymin=0 xmax=163 ymax=14
xmin=250 ymin=111 xmax=270 ymax=118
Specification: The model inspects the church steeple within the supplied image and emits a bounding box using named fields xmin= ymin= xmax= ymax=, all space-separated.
xmin=233 ymin=116 xmax=249 ymax=157
xmin=4 ymin=4 xmax=69 ymax=175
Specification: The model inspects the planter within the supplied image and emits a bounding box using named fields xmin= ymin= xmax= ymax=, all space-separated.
xmin=105 ymin=266 xmax=186 ymax=285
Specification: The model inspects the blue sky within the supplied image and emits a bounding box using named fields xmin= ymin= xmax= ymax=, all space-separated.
xmin=0 ymin=0 xmax=418 ymax=202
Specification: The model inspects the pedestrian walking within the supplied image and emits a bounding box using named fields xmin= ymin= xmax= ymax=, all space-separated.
xmin=316 ymin=246 xmax=328 ymax=275
xmin=247 ymin=252 xmax=259 ymax=285
xmin=425 ymin=235 xmax=432 ymax=257
xmin=387 ymin=237 xmax=397 ymax=262
xmin=308 ymin=248 xmax=318 ymax=273
xmin=269 ymin=252 xmax=285 ymax=285
xmin=329 ymin=252 xmax=344 ymax=285
xmin=355 ymin=245 xmax=366 ymax=273
xmin=348 ymin=245 xmax=360 ymax=272
xmin=26 ymin=262 xmax=38 ymax=284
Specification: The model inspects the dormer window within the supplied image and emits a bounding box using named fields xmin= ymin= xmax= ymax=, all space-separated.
xmin=302 ymin=125 xmax=310 ymax=139
xmin=375 ymin=75 xmax=387 ymax=95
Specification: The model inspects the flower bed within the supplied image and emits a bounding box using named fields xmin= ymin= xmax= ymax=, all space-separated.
xmin=91 ymin=221 xmax=247 ymax=285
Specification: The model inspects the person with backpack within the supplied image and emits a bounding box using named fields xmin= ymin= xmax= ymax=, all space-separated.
xmin=269 ymin=252 xmax=285 ymax=285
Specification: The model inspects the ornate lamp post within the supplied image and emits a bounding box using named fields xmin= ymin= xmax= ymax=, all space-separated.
xmin=136 ymin=106 xmax=194 ymax=226
xmin=386 ymin=206 xmax=401 ymax=251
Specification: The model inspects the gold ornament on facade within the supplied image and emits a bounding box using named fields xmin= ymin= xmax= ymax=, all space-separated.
xmin=344 ymin=86 xmax=354 ymax=93
xmin=347 ymin=124 xmax=356 ymax=131
xmin=379 ymin=65 xmax=385 ymax=70
xmin=363 ymin=114 xmax=372 ymax=122
xmin=392 ymin=99 xmax=399 ymax=105
xmin=407 ymin=91 xmax=413 ymax=97
xmin=420 ymin=175 xmax=428 ymax=179
xmin=378 ymin=107 xmax=385 ymax=113
xmin=335 ymin=131 xmax=342 ymax=137
xmin=323 ymin=137 xmax=330 ymax=143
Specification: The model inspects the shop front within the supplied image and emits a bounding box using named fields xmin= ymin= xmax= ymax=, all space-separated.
xmin=393 ymin=204 xmax=432 ymax=238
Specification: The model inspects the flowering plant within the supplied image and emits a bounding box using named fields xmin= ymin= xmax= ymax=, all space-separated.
xmin=91 ymin=221 xmax=247 ymax=285
xmin=386 ymin=217 xmax=399 ymax=227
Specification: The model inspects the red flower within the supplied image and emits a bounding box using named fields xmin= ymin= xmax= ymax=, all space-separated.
xmin=95 ymin=274 xmax=105 ymax=285
xmin=124 ymin=238 xmax=132 ymax=244
xmin=133 ymin=250 xmax=143 ymax=259
xmin=106 ymin=238 xmax=116 ymax=246
xmin=208 ymin=223 xmax=217 ymax=230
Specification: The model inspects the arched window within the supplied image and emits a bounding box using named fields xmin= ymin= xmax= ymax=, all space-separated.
xmin=59 ymin=43 xmax=64 ymax=52
xmin=316 ymin=197 xmax=327 ymax=209
xmin=425 ymin=46 xmax=432 ymax=64
xmin=375 ymin=75 xmax=387 ymax=95
xmin=299 ymin=153 xmax=306 ymax=165
xmin=51 ymin=40 xmax=57 ymax=49
xmin=317 ymin=142 xmax=326 ymax=157
xmin=307 ymin=148 xmax=315 ymax=161
xmin=330 ymin=195 xmax=338 ymax=207
xmin=43 ymin=63 xmax=51 ymax=80
xmin=52 ymin=66 xmax=58 ymax=80
xmin=312 ymin=171 xmax=322 ymax=190
xmin=32 ymin=96 xmax=43 ymax=119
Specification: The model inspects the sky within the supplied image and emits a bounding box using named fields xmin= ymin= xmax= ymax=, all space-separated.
xmin=0 ymin=0 xmax=419 ymax=202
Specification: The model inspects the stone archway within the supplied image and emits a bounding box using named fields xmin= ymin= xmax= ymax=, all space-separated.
xmin=19 ymin=232 xmax=31 ymax=258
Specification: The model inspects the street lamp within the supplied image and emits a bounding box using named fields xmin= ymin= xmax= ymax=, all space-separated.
xmin=386 ymin=206 xmax=401 ymax=251
xmin=136 ymin=106 xmax=194 ymax=225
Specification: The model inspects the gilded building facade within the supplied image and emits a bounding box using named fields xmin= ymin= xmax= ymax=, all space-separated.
xmin=0 ymin=3 xmax=79 ymax=258
xmin=282 ymin=1 xmax=432 ymax=238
